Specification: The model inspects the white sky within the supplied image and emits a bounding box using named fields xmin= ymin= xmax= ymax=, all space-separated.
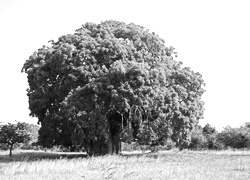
xmin=0 ymin=0 xmax=249 ymax=131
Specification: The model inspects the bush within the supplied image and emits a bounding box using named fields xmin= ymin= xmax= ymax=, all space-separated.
xmin=150 ymin=145 xmax=176 ymax=152
xmin=162 ymin=138 xmax=176 ymax=150
xmin=121 ymin=142 xmax=141 ymax=152
xmin=216 ymin=126 xmax=250 ymax=149
xmin=188 ymin=126 xmax=207 ymax=150
xmin=206 ymin=133 xmax=224 ymax=150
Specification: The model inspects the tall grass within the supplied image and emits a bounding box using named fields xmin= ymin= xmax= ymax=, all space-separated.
xmin=0 ymin=150 xmax=250 ymax=180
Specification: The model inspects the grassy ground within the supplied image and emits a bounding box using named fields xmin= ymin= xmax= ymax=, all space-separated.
xmin=0 ymin=150 xmax=250 ymax=180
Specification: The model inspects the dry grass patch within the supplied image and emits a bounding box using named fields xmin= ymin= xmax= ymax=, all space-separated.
xmin=0 ymin=150 xmax=250 ymax=179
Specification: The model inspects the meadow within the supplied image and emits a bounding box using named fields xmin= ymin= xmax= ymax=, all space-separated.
xmin=0 ymin=150 xmax=250 ymax=180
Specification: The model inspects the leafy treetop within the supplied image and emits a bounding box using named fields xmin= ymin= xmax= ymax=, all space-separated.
xmin=22 ymin=20 xmax=205 ymax=153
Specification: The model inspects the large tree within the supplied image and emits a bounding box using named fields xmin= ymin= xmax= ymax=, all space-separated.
xmin=22 ymin=20 xmax=205 ymax=155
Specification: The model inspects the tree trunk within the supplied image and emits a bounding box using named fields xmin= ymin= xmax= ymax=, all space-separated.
xmin=83 ymin=134 xmax=122 ymax=156
xmin=9 ymin=145 xmax=13 ymax=158
xmin=82 ymin=110 xmax=124 ymax=156
xmin=112 ymin=132 xmax=122 ymax=154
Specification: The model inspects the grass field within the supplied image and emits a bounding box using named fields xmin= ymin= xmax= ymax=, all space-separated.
xmin=0 ymin=150 xmax=250 ymax=180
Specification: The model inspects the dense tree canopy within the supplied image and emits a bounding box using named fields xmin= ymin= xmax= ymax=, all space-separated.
xmin=22 ymin=20 xmax=205 ymax=155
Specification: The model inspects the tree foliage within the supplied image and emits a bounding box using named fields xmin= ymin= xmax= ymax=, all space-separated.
xmin=189 ymin=123 xmax=250 ymax=150
xmin=203 ymin=123 xmax=216 ymax=136
xmin=20 ymin=123 xmax=40 ymax=149
xmin=0 ymin=121 xmax=31 ymax=157
xmin=216 ymin=126 xmax=250 ymax=149
xmin=189 ymin=123 xmax=223 ymax=150
xmin=202 ymin=123 xmax=219 ymax=149
xmin=22 ymin=20 xmax=205 ymax=155
xmin=24 ymin=123 xmax=39 ymax=143
xmin=189 ymin=125 xmax=207 ymax=149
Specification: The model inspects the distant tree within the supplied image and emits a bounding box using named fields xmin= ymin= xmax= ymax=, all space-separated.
xmin=189 ymin=125 xmax=207 ymax=150
xmin=0 ymin=122 xmax=31 ymax=157
xmin=202 ymin=123 xmax=219 ymax=149
xmin=240 ymin=123 xmax=250 ymax=148
xmin=216 ymin=126 xmax=249 ymax=149
xmin=203 ymin=123 xmax=216 ymax=136
xmin=21 ymin=123 xmax=40 ymax=149
xmin=24 ymin=124 xmax=39 ymax=143
xmin=243 ymin=122 xmax=250 ymax=129
xmin=22 ymin=20 xmax=205 ymax=155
